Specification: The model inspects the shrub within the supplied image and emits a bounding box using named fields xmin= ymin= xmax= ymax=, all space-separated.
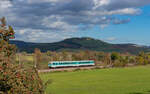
xmin=111 ymin=52 xmax=120 ymax=61
xmin=0 ymin=17 xmax=45 ymax=94
xmin=0 ymin=62 xmax=44 ymax=94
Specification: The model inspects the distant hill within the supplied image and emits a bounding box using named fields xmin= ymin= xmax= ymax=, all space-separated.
xmin=10 ymin=37 xmax=150 ymax=54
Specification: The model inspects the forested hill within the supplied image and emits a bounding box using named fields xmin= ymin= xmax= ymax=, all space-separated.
xmin=10 ymin=37 xmax=150 ymax=54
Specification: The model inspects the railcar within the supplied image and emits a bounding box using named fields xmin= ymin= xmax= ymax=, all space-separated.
xmin=48 ymin=60 xmax=95 ymax=68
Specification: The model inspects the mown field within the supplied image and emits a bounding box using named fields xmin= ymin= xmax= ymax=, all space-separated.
xmin=40 ymin=65 xmax=150 ymax=94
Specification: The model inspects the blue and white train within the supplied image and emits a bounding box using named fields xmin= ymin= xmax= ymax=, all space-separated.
xmin=48 ymin=60 xmax=95 ymax=68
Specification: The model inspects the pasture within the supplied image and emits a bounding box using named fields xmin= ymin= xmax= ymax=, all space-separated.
xmin=16 ymin=54 xmax=49 ymax=69
xmin=40 ymin=65 xmax=150 ymax=94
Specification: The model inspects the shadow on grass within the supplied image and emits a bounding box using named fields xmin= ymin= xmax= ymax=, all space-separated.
xmin=129 ymin=91 xmax=150 ymax=94
xmin=147 ymin=90 xmax=150 ymax=92
xmin=129 ymin=92 xmax=143 ymax=94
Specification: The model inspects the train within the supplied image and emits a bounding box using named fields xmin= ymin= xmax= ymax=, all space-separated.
xmin=48 ymin=60 xmax=95 ymax=68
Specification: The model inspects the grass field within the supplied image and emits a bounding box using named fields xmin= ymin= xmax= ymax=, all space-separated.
xmin=40 ymin=65 xmax=150 ymax=94
xmin=16 ymin=54 xmax=49 ymax=69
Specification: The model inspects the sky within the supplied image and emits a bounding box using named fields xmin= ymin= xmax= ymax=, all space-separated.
xmin=0 ymin=0 xmax=150 ymax=45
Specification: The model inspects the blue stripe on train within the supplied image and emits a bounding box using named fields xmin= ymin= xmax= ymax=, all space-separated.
xmin=48 ymin=60 xmax=95 ymax=68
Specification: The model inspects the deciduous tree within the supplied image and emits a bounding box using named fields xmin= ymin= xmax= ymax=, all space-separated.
xmin=0 ymin=17 xmax=45 ymax=94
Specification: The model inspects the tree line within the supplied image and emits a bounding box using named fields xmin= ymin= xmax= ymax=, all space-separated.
xmin=29 ymin=48 xmax=150 ymax=69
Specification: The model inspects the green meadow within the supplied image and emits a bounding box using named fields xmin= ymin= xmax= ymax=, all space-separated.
xmin=40 ymin=65 xmax=150 ymax=94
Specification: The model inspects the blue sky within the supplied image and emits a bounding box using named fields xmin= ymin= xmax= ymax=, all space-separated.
xmin=74 ymin=5 xmax=150 ymax=45
xmin=0 ymin=0 xmax=150 ymax=45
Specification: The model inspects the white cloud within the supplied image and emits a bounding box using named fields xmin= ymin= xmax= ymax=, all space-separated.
xmin=15 ymin=28 xmax=73 ymax=42
xmin=108 ymin=8 xmax=141 ymax=15
xmin=0 ymin=0 xmax=12 ymax=8
xmin=42 ymin=15 xmax=78 ymax=32
xmin=25 ymin=0 xmax=70 ymax=4
xmin=86 ymin=8 xmax=141 ymax=16
xmin=106 ymin=37 xmax=117 ymax=41
xmin=19 ymin=29 xmax=26 ymax=35
xmin=0 ymin=0 xmax=149 ymax=42
xmin=100 ymin=24 xmax=108 ymax=29
xmin=93 ymin=0 xmax=110 ymax=9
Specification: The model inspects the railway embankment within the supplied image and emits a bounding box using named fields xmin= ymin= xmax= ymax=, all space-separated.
xmin=38 ymin=66 xmax=111 ymax=73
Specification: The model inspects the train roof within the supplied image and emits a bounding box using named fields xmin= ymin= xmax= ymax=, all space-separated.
xmin=49 ymin=60 xmax=94 ymax=63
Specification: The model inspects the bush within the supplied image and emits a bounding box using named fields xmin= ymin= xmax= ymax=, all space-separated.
xmin=0 ymin=62 xmax=44 ymax=94
xmin=113 ymin=60 xmax=126 ymax=67
xmin=0 ymin=17 xmax=46 ymax=94
xmin=111 ymin=52 xmax=120 ymax=61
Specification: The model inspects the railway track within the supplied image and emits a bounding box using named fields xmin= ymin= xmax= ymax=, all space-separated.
xmin=38 ymin=66 xmax=107 ymax=73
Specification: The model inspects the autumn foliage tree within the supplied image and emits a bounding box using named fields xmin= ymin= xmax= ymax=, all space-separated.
xmin=34 ymin=48 xmax=42 ymax=69
xmin=0 ymin=17 xmax=45 ymax=94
